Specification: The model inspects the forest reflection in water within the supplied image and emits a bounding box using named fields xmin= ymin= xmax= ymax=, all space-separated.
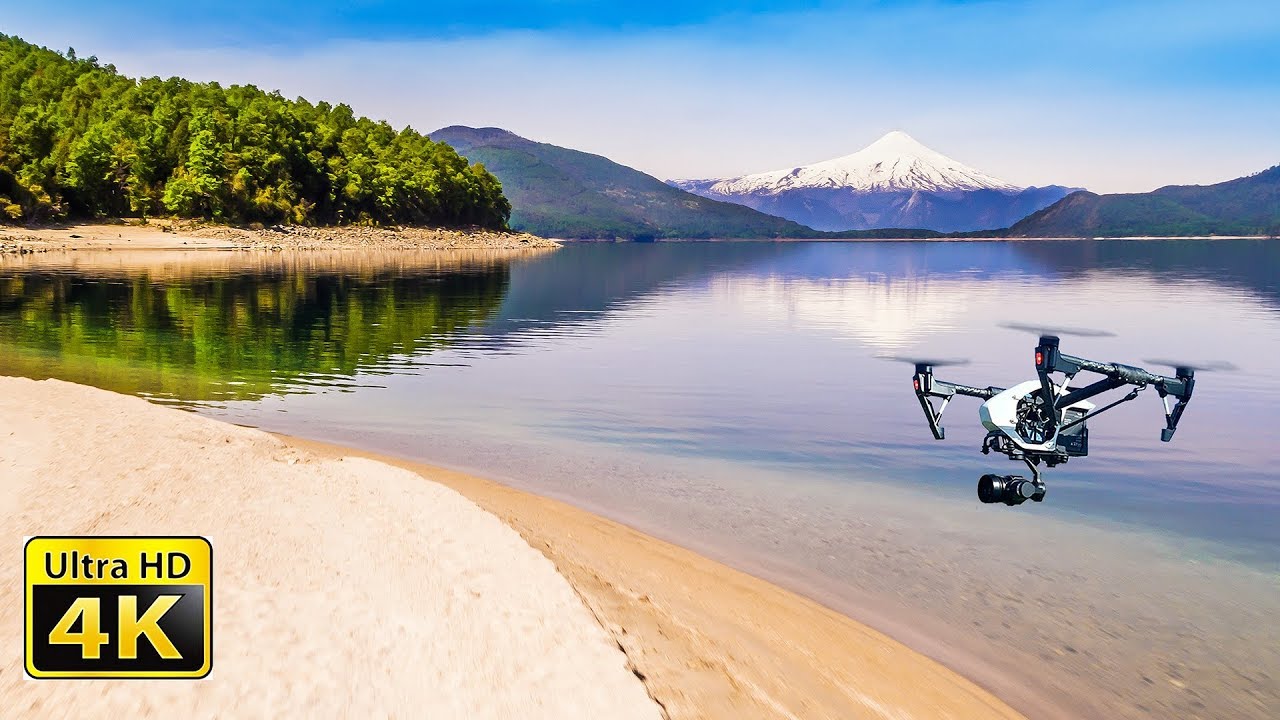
xmin=0 ymin=249 xmax=550 ymax=403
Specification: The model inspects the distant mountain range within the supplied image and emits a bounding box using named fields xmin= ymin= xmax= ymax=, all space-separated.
xmin=1008 ymin=164 xmax=1280 ymax=237
xmin=670 ymin=131 xmax=1076 ymax=233
xmin=428 ymin=126 xmax=815 ymax=239
xmin=430 ymin=125 xmax=1277 ymax=240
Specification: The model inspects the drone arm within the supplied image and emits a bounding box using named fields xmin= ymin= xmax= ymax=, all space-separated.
xmin=1156 ymin=372 xmax=1195 ymax=441
xmin=1056 ymin=375 xmax=1128 ymax=408
xmin=912 ymin=364 xmax=1000 ymax=440
xmin=1057 ymin=386 xmax=1141 ymax=432
xmin=914 ymin=383 xmax=951 ymax=440
xmin=1038 ymin=336 xmax=1143 ymax=406
xmin=1037 ymin=335 xmax=1161 ymax=388
xmin=947 ymin=382 xmax=1001 ymax=399
xmin=1036 ymin=335 xmax=1078 ymax=419
xmin=1037 ymin=334 xmax=1197 ymax=442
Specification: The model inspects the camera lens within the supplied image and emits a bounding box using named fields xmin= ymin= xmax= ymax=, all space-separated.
xmin=977 ymin=474 xmax=1045 ymax=506
xmin=977 ymin=474 xmax=1007 ymax=504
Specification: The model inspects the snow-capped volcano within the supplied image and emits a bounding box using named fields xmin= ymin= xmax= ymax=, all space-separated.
xmin=699 ymin=131 xmax=1021 ymax=195
xmin=669 ymin=132 xmax=1075 ymax=233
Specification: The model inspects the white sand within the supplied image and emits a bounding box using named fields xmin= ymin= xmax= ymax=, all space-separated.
xmin=0 ymin=377 xmax=660 ymax=720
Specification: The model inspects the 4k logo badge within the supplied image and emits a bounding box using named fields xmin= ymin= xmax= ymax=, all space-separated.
xmin=25 ymin=536 xmax=212 ymax=678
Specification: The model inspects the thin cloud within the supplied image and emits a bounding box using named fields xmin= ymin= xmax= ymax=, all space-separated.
xmin=4 ymin=0 xmax=1277 ymax=193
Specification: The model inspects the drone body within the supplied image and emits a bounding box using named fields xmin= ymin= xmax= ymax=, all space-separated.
xmin=979 ymin=380 xmax=1095 ymax=457
xmin=908 ymin=334 xmax=1198 ymax=506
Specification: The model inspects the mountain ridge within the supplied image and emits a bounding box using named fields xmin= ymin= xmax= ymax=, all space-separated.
xmin=429 ymin=125 xmax=818 ymax=240
xmin=1008 ymin=164 xmax=1280 ymax=237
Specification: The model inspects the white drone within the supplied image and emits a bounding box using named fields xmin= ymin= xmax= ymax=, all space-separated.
xmin=890 ymin=324 xmax=1232 ymax=506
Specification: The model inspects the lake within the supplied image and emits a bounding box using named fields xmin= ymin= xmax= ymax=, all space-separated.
xmin=2 ymin=240 xmax=1277 ymax=719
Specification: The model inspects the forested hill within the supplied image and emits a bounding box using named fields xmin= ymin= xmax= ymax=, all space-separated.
xmin=429 ymin=125 xmax=815 ymax=240
xmin=0 ymin=34 xmax=509 ymax=228
xmin=1007 ymin=165 xmax=1280 ymax=237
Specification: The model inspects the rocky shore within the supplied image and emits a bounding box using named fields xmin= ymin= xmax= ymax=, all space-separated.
xmin=0 ymin=221 xmax=558 ymax=253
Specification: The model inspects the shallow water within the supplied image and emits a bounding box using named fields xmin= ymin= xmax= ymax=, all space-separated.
xmin=2 ymin=241 xmax=1277 ymax=719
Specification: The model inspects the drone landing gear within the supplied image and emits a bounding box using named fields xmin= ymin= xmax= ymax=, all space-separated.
xmin=977 ymin=457 xmax=1046 ymax=507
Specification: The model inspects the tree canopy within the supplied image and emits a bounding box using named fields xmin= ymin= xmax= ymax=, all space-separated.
xmin=0 ymin=34 xmax=510 ymax=228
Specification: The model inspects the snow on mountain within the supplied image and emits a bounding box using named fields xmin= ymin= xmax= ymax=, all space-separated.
xmin=668 ymin=132 xmax=1076 ymax=232
xmin=683 ymin=131 xmax=1022 ymax=195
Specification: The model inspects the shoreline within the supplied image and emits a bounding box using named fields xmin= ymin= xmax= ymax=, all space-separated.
xmin=3 ymin=222 xmax=1270 ymax=254
xmin=281 ymin=433 xmax=1025 ymax=719
xmin=0 ymin=221 xmax=559 ymax=254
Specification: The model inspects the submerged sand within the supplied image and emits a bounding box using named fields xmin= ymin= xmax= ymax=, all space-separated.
xmin=0 ymin=377 xmax=1025 ymax=719
xmin=0 ymin=377 xmax=657 ymax=719
xmin=290 ymin=437 xmax=1025 ymax=720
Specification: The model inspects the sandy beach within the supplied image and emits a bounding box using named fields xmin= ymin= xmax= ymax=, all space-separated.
xmin=0 ymin=221 xmax=558 ymax=254
xmin=0 ymin=377 xmax=656 ymax=719
xmin=0 ymin=376 xmax=1022 ymax=719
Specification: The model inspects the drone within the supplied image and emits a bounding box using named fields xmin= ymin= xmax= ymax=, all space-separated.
xmin=890 ymin=324 xmax=1232 ymax=507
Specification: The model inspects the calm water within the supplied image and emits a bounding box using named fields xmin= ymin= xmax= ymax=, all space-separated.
xmin=2 ymin=241 xmax=1278 ymax=719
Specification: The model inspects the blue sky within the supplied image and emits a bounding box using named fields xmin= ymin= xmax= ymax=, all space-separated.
xmin=4 ymin=1 xmax=1279 ymax=192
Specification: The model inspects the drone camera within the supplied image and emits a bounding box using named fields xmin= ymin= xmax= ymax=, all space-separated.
xmin=977 ymin=473 xmax=1046 ymax=506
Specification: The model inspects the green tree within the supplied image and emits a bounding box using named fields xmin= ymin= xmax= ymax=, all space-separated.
xmin=0 ymin=33 xmax=510 ymax=229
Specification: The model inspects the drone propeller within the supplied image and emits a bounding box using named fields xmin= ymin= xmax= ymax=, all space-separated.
xmin=1142 ymin=358 xmax=1239 ymax=373
xmin=878 ymin=355 xmax=971 ymax=368
xmin=1000 ymin=322 xmax=1116 ymax=338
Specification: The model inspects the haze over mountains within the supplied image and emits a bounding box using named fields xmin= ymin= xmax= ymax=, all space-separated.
xmin=671 ymin=132 xmax=1075 ymax=233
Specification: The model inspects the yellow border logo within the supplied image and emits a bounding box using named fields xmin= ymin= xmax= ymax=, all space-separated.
xmin=25 ymin=536 xmax=212 ymax=679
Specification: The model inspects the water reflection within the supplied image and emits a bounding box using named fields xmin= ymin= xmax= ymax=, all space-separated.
xmin=0 ymin=250 xmax=539 ymax=403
